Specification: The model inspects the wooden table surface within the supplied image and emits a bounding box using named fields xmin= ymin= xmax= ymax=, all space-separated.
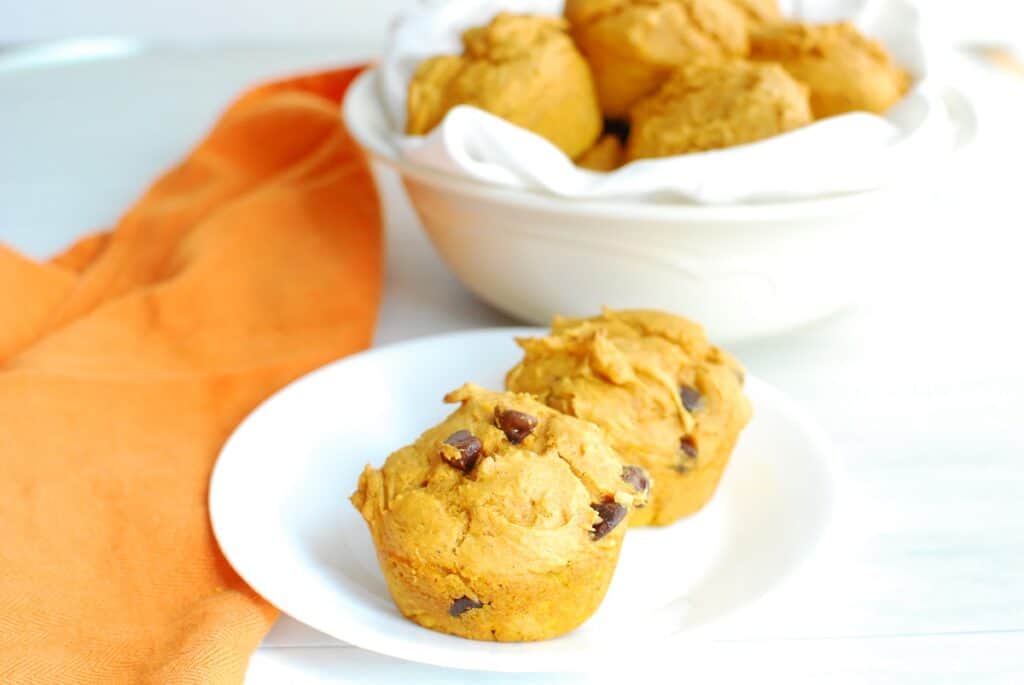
xmin=1 ymin=40 xmax=1021 ymax=684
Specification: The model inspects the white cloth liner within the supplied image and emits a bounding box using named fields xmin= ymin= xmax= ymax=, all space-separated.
xmin=377 ymin=0 xmax=953 ymax=204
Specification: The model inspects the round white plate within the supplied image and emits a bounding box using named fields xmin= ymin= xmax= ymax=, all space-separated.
xmin=210 ymin=328 xmax=838 ymax=672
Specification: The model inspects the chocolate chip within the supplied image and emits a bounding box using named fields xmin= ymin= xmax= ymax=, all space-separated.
xmin=621 ymin=465 xmax=650 ymax=498
xmin=680 ymin=435 xmax=698 ymax=459
xmin=590 ymin=500 xmax=627 ymax=540
xmin=494 ymin=408 xmax=538 ymax=444
xmin=449 ymin=596 xmax=483 ymax=617
xmin=675 ymin=435 xmax=698 ymax=473
xmin=679 ymin=384 xmax=703 ymax=412
xmin=441 ymin=430 xmax=483 ymax=472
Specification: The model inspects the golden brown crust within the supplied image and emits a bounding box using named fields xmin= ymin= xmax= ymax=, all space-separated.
xmin=565 ymin=0 xmax=750 ymax=118
xmin=750 ymin=20 xmax=911 ymax=118
xmin=405 ymin=55 xmax=466 ymax=137
xmin=626 ymin=59 xmax=812 ymax=158
xmin=406 ymin=13 xmax=603 ymax=158
xmin=506 ymin=309 xmax=752 ymax=526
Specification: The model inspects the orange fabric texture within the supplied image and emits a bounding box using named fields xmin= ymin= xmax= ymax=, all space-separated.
xmin=0 ymin=67 xmax=381 ymax=683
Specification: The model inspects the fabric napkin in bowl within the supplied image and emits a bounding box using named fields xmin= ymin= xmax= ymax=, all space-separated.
xmin=379 ymin=0 xmax=955 ymax=203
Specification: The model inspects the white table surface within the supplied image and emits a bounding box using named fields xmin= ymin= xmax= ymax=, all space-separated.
xmin=1 ymin=39 xmax=1022 ymax=684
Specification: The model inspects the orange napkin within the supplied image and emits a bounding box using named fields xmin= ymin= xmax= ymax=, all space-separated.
xmin=0 ymin=67 xmax=381 ymax=683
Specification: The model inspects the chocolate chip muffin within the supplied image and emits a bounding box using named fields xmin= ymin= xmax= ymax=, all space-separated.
xmin=564 ymin=0 xmax=750 ymax=118
xmin=405 ymin=13 xmax=602 ymax=159
xmin=750 ymin=21 xmax=911 ymax=118
xmin=627 ymin=59 xmax=812 ymax=158
xmin=506 ymin=309 xmax=751 ymax=527
xmin=351 ymin=384 xmax=649 ymax=641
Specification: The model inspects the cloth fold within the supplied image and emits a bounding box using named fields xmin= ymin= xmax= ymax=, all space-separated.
xmin=0 ymin=66 xmax=381 ymax=683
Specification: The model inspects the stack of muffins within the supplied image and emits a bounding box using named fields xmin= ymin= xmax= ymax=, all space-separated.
xmin=403 ymin=0 xmax=911 ymax=169
xmin=351 ymin=309 xmax=752 ymax=641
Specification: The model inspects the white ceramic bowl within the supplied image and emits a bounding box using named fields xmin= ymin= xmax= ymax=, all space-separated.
xmin=343 ymin=69 xmax=973 ymax=342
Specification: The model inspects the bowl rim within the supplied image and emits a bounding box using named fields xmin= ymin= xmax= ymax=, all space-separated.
xmin=343 ymin=68 xmax=939 ymax=222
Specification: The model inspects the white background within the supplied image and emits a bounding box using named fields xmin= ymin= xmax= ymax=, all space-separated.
xmin=1 ymin=0 xmax=417 ymax=43
xmin=2 ymin=0 xmax=1024 ymax=46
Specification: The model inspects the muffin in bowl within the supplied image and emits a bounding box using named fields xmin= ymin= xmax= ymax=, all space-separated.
xmin=406 ymin=12 xmax=602 ymax=159
xmin=750 ymin=20 xmax=911 ymax=118
xmin=564 ymin=0 xmax=751 ymax=118
xmin=627 ymin=59 xmax=812 ymax=158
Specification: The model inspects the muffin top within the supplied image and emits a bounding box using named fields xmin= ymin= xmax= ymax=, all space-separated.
xmin=565 ymin=0 xmax=750 ymax=117
xmin=506 ymin=309 xmax=749 ymax=477
xmin=351 ymin=383 xmax=648 ymax=581
xmin=627 ymin=59 xmax=812 ymax=158
xmin=405 ymin=13 xmax=601 ymax=157
xmin=565 ymin=0 xmax=749 ymax=55
xmin=750 ymin=20 xmax=911 ymax=117
xmin=406 ymin=13 xmax=571 ymax=135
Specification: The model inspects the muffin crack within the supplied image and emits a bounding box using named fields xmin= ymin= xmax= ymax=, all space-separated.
xmin=447 ymin=506 xmax=481 ymax=597
xmin=629 ymin=359 xmax=697 ymax=432
xmin=547 ymin=444 xmax=610 ymax=506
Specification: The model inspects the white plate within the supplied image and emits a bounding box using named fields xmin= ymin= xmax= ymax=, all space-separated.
xmin=210 ymin=328 xmax=839 ymax=672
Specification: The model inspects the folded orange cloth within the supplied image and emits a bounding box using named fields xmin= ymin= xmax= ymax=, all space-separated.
xmin=0 ymin=67 xmax=381 ymax=683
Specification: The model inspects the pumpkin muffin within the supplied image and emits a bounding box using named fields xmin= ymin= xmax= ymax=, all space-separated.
xmin=406 ymin=12 xmax=602 ymax=159
xmin=564 ymin=0 xmax=750 ymax=118
xmin=351 ymin=384 xmax=649 ymax=641
xmin=750 ymin=21 xmax=911 ymax=118
xmin=627 ymin=59 xmax=812 ymax=158
xmin=506 ymin=309 xmax=751 ymax=527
